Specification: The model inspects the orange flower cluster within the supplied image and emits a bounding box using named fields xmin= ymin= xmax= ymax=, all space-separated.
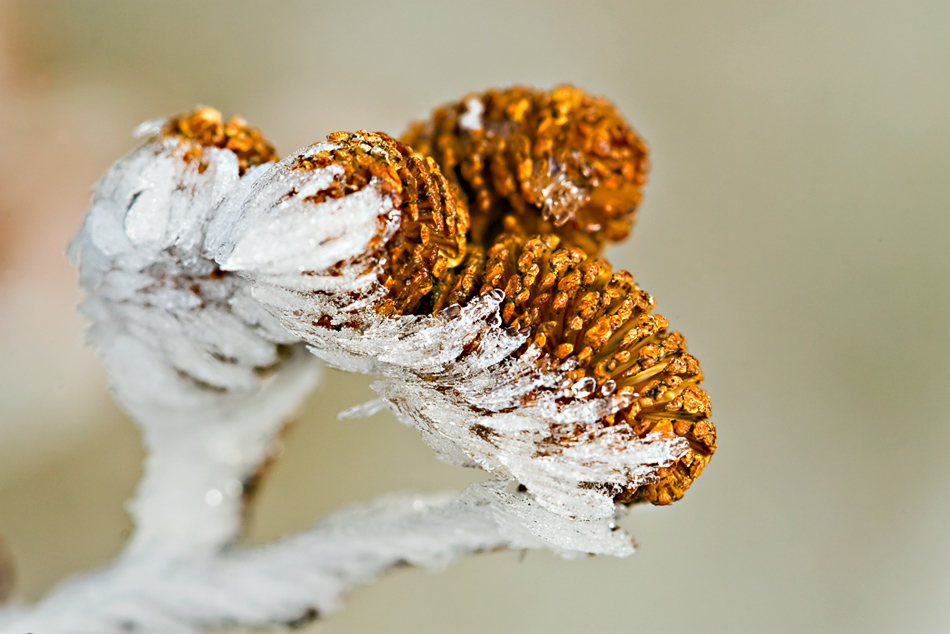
xmin=168 ymin=86 xmax=716 ymax=506
xmin=373 ymin=86 xmax=716 ymax=505
xmin=402 ymin=87 xmax=713 ymax=505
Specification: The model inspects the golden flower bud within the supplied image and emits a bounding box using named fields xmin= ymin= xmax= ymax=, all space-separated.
xmin=403 ymin=85 xmax=649 ymax=255
xmin=427 ymin=231 xmax=716 ymax=505
xmin=161 ymin=106 xmax=277 ymax=176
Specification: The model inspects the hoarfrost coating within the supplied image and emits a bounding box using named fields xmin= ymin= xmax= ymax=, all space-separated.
xmin=218 ymin=138 xmax=688 ymax=521
xmin=0 ymin=106 xmax=695 ymax=632
xmin=67 ymin=126 xmax=321 ymax=559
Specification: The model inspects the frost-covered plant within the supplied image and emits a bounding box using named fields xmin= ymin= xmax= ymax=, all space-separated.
xmin=0 ymin=86 xmax=716 ymax=633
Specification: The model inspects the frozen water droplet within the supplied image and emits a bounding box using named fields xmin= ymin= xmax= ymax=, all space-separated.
xmin=616 ymin=391 xmax=636 ymax=407
xmin=442 ymin=303 xmax=461 ymax=319
xmin=600 ymin=379 xmax=617 ymax=396
xmin=204 ymin=489 xmax=223 ymax=507
xmin=505 ymin=326 xmax=519 ymax=338
xmin=571 ymin=376 xmax=596 ymax=399
xmin=559 ymin=357 xmax=578 ymax=371
xmin=487 ymin=288 xmax=505 ymax=303
xmin=487 ymin=312 xmax=502 ymax=328
xmin=459 ymin=97 xmax=485 ymax=131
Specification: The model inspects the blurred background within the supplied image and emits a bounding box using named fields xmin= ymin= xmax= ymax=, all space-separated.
xmin=0 ymin=1 xmax=948 ymax=631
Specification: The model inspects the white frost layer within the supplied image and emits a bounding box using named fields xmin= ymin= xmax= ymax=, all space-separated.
xmin=217 ymin=142 xmax=400 ymax=286
xmin=0 ymin=482 xmax=633 ymax=634
xmin=69 ymin=127 xmax=322 ymax=556
xmin=244 ymin=268 xmax=687 ymax=520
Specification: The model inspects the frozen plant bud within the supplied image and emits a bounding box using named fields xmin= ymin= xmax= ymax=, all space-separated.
xmin=72 ymin=106 xmax=300 ymax=394
xmin=69 ymin=106 xmax=321 ymax=557
xmin=219 ymin=130 xmax=468 ymax=316
xmin=222 ymin=128 xmax=714 ymax=516
xmin=403 ymin=85 xmax=649 ymax=254
xmin=157 ymin=105 xmax=278 ymax=176
xmin=470 ymin=232 xmax=716 ymax=505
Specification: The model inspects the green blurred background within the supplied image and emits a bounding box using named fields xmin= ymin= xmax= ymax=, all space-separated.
xmin=1 ymin=1 xmax=948 ymax=631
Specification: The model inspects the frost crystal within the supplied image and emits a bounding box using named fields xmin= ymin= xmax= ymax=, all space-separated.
xmin=458 ymin=96 xmax=485 ymax=131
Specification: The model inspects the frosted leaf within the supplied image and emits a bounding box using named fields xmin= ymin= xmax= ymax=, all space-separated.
xmin=71 ymin=123 xmax=306 ymax=395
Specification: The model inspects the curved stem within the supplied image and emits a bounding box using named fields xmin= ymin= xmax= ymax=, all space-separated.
xmin=0 ymin=481 xmax=633 ymax=633
xmin=106 ymin=342 xmax=322 ymax=560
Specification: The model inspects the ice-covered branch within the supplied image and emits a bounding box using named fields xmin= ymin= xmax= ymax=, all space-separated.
xmin=0 ymin=481 xmax=634 ymax=633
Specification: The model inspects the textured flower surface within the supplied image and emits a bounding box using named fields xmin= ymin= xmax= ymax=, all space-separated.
xmin=0 ymin=88 xmax=716 ymax=633
xmin=403 ymin=85 xmax=649 ymax=254
xmin=220 ymin=123 xmax=714 ymax=515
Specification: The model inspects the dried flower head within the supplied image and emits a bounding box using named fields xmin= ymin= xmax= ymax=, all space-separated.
xmin=471 ymin=232 xmax=715 ymax=504
xmin=397 ymin=230 xmax=715 ymax=505
xmin=402 ymin=85 xmax=649 ymax=254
